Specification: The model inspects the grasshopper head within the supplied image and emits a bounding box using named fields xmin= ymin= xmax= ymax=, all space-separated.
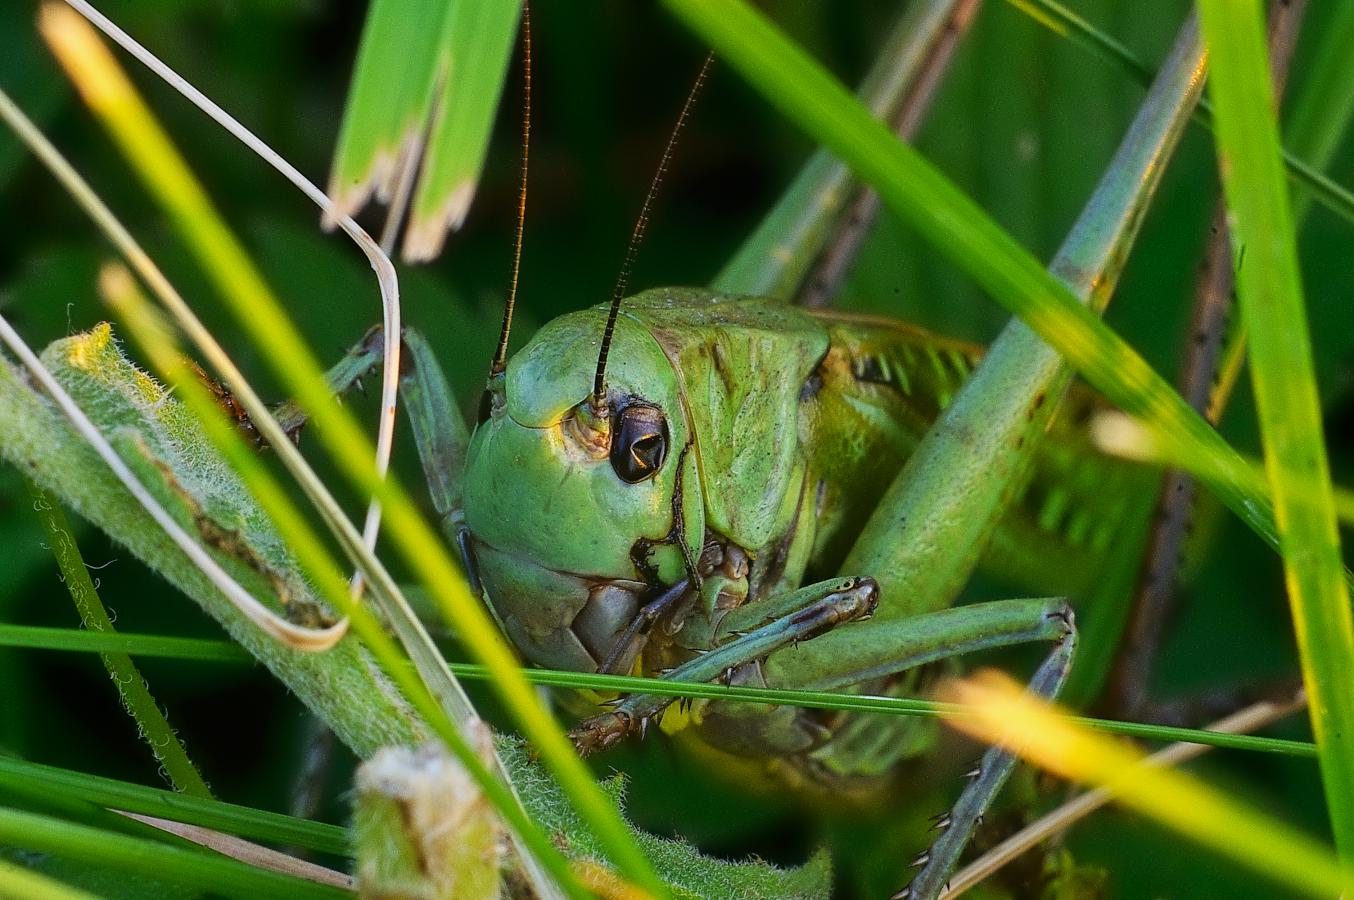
xmin=462 ymin=308 xmax=703 ymax=673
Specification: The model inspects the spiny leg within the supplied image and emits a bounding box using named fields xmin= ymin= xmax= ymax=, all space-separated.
xmin=894 ymin=610 xmax=1075 ymax=900
xmin=736 ymin=595 xmax=1075 ymax=900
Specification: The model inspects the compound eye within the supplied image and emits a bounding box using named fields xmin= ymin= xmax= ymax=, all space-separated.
xmin=610 ymin=404 xmax=668 ymax=484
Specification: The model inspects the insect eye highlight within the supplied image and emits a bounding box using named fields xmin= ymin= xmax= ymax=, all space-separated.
xmin=610 ymin=404 xmax=668 ymax=484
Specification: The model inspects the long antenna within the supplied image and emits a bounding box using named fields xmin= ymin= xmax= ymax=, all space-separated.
xmin=591 ymin=51 xmax=715 ymax=408
xmin=491 ymin=0 xmax=532 ymax=376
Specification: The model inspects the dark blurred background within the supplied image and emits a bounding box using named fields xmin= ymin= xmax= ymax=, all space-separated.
xmin=2 ymin=1 xmax=1352 ymax=896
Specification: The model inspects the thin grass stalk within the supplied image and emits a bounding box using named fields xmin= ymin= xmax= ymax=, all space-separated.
xmin=0 ymin=624 xmax=251 ymax=662
xmin=1196 ymin=0 xmax=1354 ymax=872
xmin=0 ymin=807 xmax=350 ymax=900
xmin=0 ymin=623 xmax=1320 ymax=758
xmin=24 ymin=480 xmax=211 ymax=798
xmin=35 ymin=12 xmax=659 ymax=892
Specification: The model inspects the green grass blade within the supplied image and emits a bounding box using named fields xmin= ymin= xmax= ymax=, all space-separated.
xmin=714 ymin=0 xmax=972 ymax=297
xmin=0 ymin=756 xmax=347 ymax=855
xmin=329 ymin=0 xmax=522 ymax=261
xmin=1196 ymin=0 xmax=1354 ymax=871
xmin=0 ymin=806 xmax=350 ymax=900
xmin=25 ymin=479 xmax=211 ymax=798
xmin=0 ymin=858 xmax=100 ymax=900
xmin=0 ymin=623 xmax=250 ymax=662
xmin=1003 ymin=0 xmax=1354 ymax=228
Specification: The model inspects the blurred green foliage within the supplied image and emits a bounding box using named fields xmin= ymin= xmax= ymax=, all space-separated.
xmin=1 ymin=1 xmax=1351 ymax=896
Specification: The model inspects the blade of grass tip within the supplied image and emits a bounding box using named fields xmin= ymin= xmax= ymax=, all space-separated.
xmin=0 ymin=78 xmax=574 ymax=899
xmin=97 ymin=266 xmax=587 ymax=898
xmin=0 ymin=755 xmax=346 ymax=855
xmin=39 ymin=9 xmax=662 ymax=893
xmin=0 ymin=623 xmax=250 ymax=662
xmin=0 ymin=806 xmax=351 ymax=900
xmin=1196 ymin=0 xmax=1354 ymax=869
xmin=0 ymin=313 xmax=345 ymax=653
xmin=24 ymin=479 xmax=212 ymax=798
xmin=60 ymin=0 xmax=405 ymax=621
xmin=324 ymin=0 xmax=449 ymax=228
xmin=1002 ymin=0 xmax=1354 ymax=229
xmin=403 ymin=0 xmax=522 ymax=261
xmin=948 ymin=689 xmax=1308 ymax=895
xmin=0 ymin=857 xmax=100 ymax=900
xmin=658 ymin=0 xmax=1347 ymax=597
xmin=942 ymin=671 xmax=1345 ymax=897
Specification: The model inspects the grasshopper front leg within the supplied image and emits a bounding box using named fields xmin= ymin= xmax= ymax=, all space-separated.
xmin=575 ymin=589 xmax=1074 ymax=899
xmin=571 ymin=576 xmax=881 ymax=752
xmin=274 ymin=324 xmax=470 ymax=543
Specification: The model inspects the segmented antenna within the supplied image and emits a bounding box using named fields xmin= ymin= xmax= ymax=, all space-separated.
xmin=490 ymin=0 xmax=532 ymax=376
xmin=591 ymin=52 xmax=716 ymax=408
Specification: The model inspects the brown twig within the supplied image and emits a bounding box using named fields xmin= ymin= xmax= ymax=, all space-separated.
xmin=797 ymin=0 xmax=983 ymax=309
xmin=1103 ymin=0 xmax=1309 ymax=719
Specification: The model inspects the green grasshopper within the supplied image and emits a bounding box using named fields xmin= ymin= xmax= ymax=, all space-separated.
xmin=284 ymin=9 xmax=1206 ymax=894
xmin=305 ymin=157 xmax=1154 ymax=900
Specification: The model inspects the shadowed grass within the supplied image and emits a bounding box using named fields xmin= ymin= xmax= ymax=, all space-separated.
xmin=0 ymin=807 xmax=351 ymax=899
